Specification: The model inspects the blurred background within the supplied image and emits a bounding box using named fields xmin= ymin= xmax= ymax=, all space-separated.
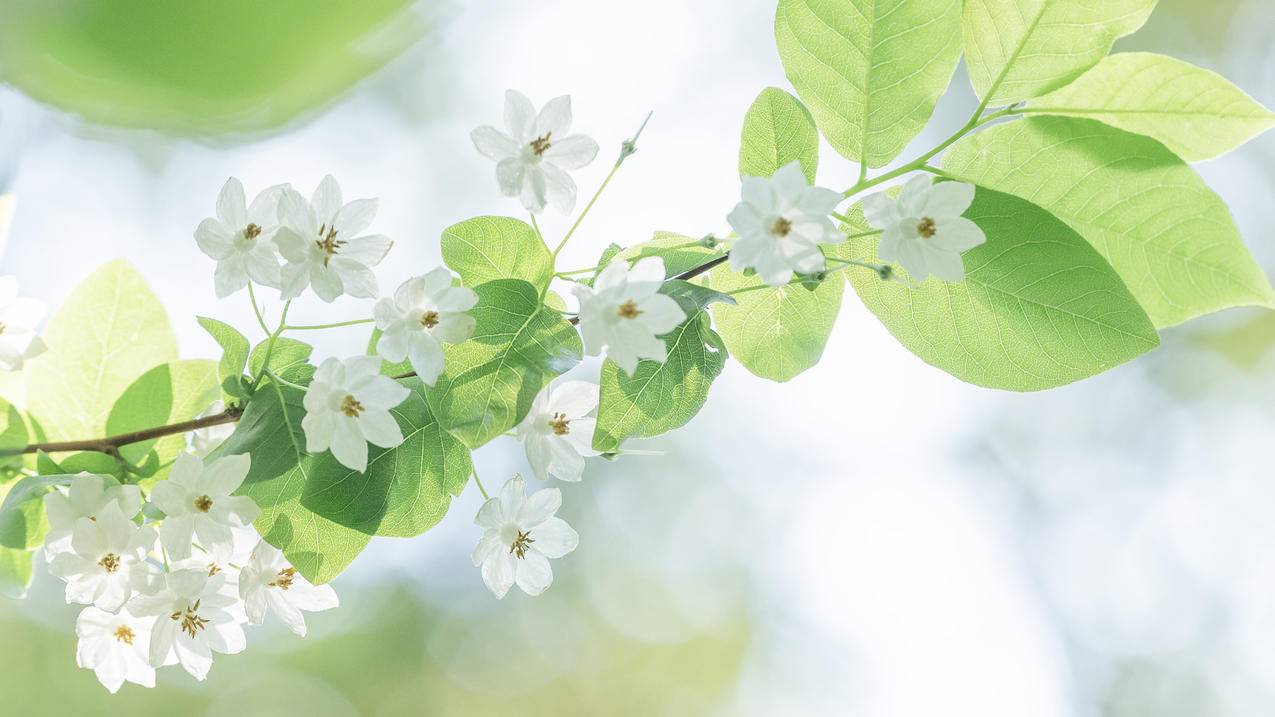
xmin=0 ymin=0 xmax=1273 ymax=714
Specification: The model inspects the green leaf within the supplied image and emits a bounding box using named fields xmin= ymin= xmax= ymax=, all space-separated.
xmin=0 ymin=547 xmax=32 ymax=599
xmin=299 ymin=378 xmax=471 ymax=538
xmin=249 ymin=337 xmax=316 ymax=384
xmin=27 ymin=260 xmax=177 ymax=441
xmin=739 ymin=87 xmax=819 ymax=181
xmin=707 ymin=263 xmax=844 ymax=382
xmin=607 ymin=233 xmax=722 ymax=279
xmin=0 ymin=397 xmax=27 ymax=469
xmin=963 ymin=0 xmax=1158 ymax=106
xmin=441 ymin=216 xmax=553 ymax=293
xmin=105 ymin=360 xmax=220 ymax=466
xmin=1025 ymin=52 xmax=1275 ymax=162
xmin=427 ymin=280 xmax=582 ymax=449
xmin=198 ymin=316 xmax=251 ymax=393
xmin=942 ymin=117 xmax=1275 ymax=328
xmin=593 ymin=313 xmax=728 ymax=452
xmin=216 ymin=380 xmax=370 ymax=585
xmin=775 ymin=0 xmax=962 ymax=168
xmin=660 ymin=280 xmax=735 ymax=315
xmin=0 ymin=474 xmax=73 ymax=549
xmin=844 ymin=188 xmax=1160 ymax=390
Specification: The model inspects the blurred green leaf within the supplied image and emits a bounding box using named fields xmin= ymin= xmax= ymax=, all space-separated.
xmin=0 ymin=547 xmax=31 ymax=599
xmin=0 ymin=474 xmax=73 ymax=550
xmin=105 ymin=360 xmax=219 ymax=466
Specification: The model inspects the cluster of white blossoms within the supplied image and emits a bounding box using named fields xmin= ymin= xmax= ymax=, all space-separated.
xmin=41 ymin=458 xmax=337 ymax=693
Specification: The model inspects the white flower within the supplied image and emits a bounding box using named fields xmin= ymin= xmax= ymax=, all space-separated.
xmin=239 ymin=540 xmax=338 ymax=636
xmin=43 ymin=473 xmax=142 ymax=557
xmin=862 ymin=175 xmax=986 ymax=282
xmin=572 ymin=257 xmax=686 ymax=376
xmin=189 ymin=400 xmax=235 ymax=457
xmin=516 ymin=381 xmax=600 ymax=482
xmin=471 ymin=90 xmax=600 ymax=214
xmin=126 ymin=568 xmax=245 ymax=681
xmin=47 ymin=502 xmax=156 ymax=612
xmin=171 ymin=525 xmax=258 ymax=587
xmin=149 ymin=453 xmax=260 ymax=563
xmin=274 ymin=175 xmax=393 ymax=302
xmin=194 ymin=177 xmax=287 ymax=298
xmin=75 ymin=606 xmax=158 ymax=693
xmin=726 ymin=161 xmax=846 ymax=287
xmin=302 ymin=356 xmax=410 ymax=472
xmin=471 ymin=475 xmax=578 ymax=599
xmin=0 ymin=275 xmax=46 ymax=370
xmin=373 ymin=268 xmax=478 ymax=386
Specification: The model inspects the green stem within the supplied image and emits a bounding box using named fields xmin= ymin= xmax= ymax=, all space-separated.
xmin=263 ymin=368 xmax=307 ymax=392
xmin=472 ymin=466 xmax=490 ymax=500
xmin=285 ymin=318 xmax=374 ymax=331
xmin=251 ymin=301 xmax=292 ymax=389
xmin=246 ymin=282 xmax=271 ymax=336
xmin=554 ymin=240 xmax=716 ymax=278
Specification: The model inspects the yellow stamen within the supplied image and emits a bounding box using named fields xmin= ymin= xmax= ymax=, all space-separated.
xmin=341 ymin=394 xmax=364 ymax=418
xmin=268 ymin=567 xmax=298 ymax=590
xmin=617 ymin=300 xmax=641 ymax=319
xmin=548 ymin=412 xmax=570 ymax=436
xmin=98 ymin=553 xmax=121 ymax=573
xmin=315 ymin=225 xmax=346 ymax=267
xmin=244 ymin=223 xmax=262 ymax=240
xmin=194 ymin=495 xmax=214 ymax=512
xmin=771 ymin=217 xmax=793 ymax=237
xmin=530 ymin=132 xmax=553 ymax=156
xmin=171 ymin=601 xmax=209 ymax=639
xmin=113 ymin=626 xmax=135 ymax=645
xmin=509 ymin=530 xmax=535 ymax=560
xmin=917 ymin=217 xmax=937 ymax=239
xmin=420 ymin=310 xmax=440 ymax=329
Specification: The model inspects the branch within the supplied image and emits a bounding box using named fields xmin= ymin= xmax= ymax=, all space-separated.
xmin=8 ymin=407 xmax=244 ymax=457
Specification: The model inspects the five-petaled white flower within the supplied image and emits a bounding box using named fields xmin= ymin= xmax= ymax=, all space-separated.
xmin=188 ymin=400 xmax=235 ymax=457
xmin=471 ymin=475 xmax=579 ymax=599
xmin=194 ymin=177 xmax=287 ymax=297
xmin=374 ymin=268 xmax=478 ymax=386
xmin=516 ymin=381 xmax=600 ymax=482
xmin=47 ymin=502 xmax=156 ymax=612
xmin=471 ymin=90 xmax=600 ymax=214
xmin=149 ymin=453 xmax=260 ymax=564
xmin=301 ymin=355 xmax=410 ymax=473
xmin=75 ymin=606 xmax=159 ymax=694
xmin=727 ymin=161 xmax=846 ymax=287
xmin=127 ymin=568 xmax=245 ymax=681
xmin=275 ymin=175 xmax=393 ymax=302
xmin=572 ymin=257 xmax=686 ymax=376
xmin=43 ymin=473 xmax=142 ymax=557
xmin=862 ymin=175 xmax=986 ymax=282
xmin=239 ymin=541 xmax=338 ymax=637
xmin=0 ymin=275 xmax=47 ymax=371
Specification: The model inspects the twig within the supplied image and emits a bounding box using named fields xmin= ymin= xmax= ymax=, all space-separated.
xmin=7 ymin=407 xmax=244 ymax=457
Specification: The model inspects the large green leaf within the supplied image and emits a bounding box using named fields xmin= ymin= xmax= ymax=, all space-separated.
xmin=0 ymin=0 xmax=426 ymax=136
xmin=739 ymin=87 xmax=819 ymax=182
xmin=942 ymin=117 xmax=1275 ymax=328
xmin=0 ymin=474 xmax=73 ymax=549
xmin=105 ymin=360 xmax=220 ymax=466
xmin=963 ymin=0 xmax=1158 ymax=106
xmin=0 ymin=547 xmax=32 ymax=599
xmin=441 ymin=216 xmax=553 ymax=293
xmin=426 ymin=280 xmax=582 ymax=449
xmin=775 ymin=0 xmax=962 ymax=167
xmin=844 ymin=188 xmax=1160 ymax=390
xmin=593 ymin=288 xmax=729 ymax=453
xmin=707 ymin=264 xmax=844 ymax=383
xmin=27 ymin=260 xmax=177 ymax=441
xmin=301 ymin=378 xmax=471 ymax=538
xmin=1025 ymin=53 xmax=1275 ymax=162
xmin=217 ymin=381 xmax=368 ymax=585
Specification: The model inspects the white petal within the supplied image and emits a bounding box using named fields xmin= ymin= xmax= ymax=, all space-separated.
xmin=216 ymin=178 xmax=247 ymax=229
xmin=516 ymin=487 xmax=561 ymax=526
xmin=504 ymin=89 xmax=537 ymax=142
xmin=481 ymin=553 xmax=516 ymax=599
xmin=329 ymin=421 xmax=369 ymax=473
xmin=407 ymin=333 xmax=446 ymax=386
xmin=741 ymin=176 xmax=776 ymax=214
xmin=897 ymin=175 xmax=933 ymax=217
xmin=861 ymin=192 xmax=900 ymax=229
xmin=357 ymin=410 xmax=404 ymax=449
xmin=535 ymin=95 xmax=573 ymax=138
xmin=520 ymin=166 xmax=548 ymax=213
xmin=543 ymin=134 xmax=598 ymax=170
xmin=496 ymin=157 xmax=525 ymax=198
xmin=929 ymin=216 xmax=987 ymax=253
xmin=471 ymin=530 xmax=503 ymax=566
xmin=636 ymin=293 xmax=685 ymax=335
xmin=540 ymin=162 xmax=577 ymax=214
xmin=924 ymin=246 xmax=967 ymax=282
xmin=333 ymin=198 xmax=378 ymax=237
xmin=514 ymin=551 xmax=553 ymax=596
xmin=531 ymin=517 xmax=579 ymax=558
xmin=549 ymin=381 xmax=599 ymax=419
xmin=311 ymin=175 xmax=344 ymax=226
xmin=194 ymin=219 xmax=234 ymax=260
xmin=471 ymin=126 xmax=519 ymax=161
xmin=337 ymin=234 xmax=393 ymax=267
xmin=923 ymin=181 xmax=976 ymax=219
xmin=202 ymin=453 xmax=251 ymax=495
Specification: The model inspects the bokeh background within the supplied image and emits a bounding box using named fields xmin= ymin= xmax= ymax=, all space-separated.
xmin=1 ymin=0 xmax=1274 ymax=714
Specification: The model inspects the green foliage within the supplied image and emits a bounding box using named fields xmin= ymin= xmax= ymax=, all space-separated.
xmin=0 ymin=546 xmax=32 ymax=599
xmin=775 ymin=0 xmax=962 ymax=167
xmin=249 ymin=337 xmax=316 ymax=384
xmin=739 ymin=87 xmax=818 ymax=181
xmin=708 ymin=265 xmax=844 ymax=383
xmin=607 ymin=233 xmax=722 ymax=279
xmin=198 ymin=316 xmax=251 ymax=399
xmin=106 ymin=360 xmax=219 ymax=467
xmin=593 ymin=286 xmax=730 ymax=452
xmin=426 ymin=280 xmax=582 ymax=449
xmin=0 ymin=475 xmax=72 ymax=549
xmin=0 ymin=398 xmax=26 ymax=469
xmin=844 ymin=188 xmax=1160 ymax=390
xmin=27 ymin=260 xmax=176 ymax=442
xmin=942 ymin=117 xmax=1275 ymax=328
xmin=1026 ymin=52 xmax=1275 ymax=162
xmin=441 ymin=216 xmax=554 ymax=293
xmin=0 ymin=0 xmax=425 ymax=135
xmin=963 ymin=0 xmax=1158 ymax=106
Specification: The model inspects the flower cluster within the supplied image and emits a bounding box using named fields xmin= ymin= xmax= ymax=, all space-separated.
xmin=42 ymin=461 xmax=337 ymax=693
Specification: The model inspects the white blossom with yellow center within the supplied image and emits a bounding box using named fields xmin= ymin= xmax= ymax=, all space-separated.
xmin=471 ymin=475 xmax=579 ymax=599
xmin=148 ymin=453 xmax=260 ymax=564
xmin=47 ymin=502 xmax=156 ymax=612
xmin=301 ymin=355 xmax=410 ymax=473
xmin=515 ymin=380 xmax=600 ymax=482
xmin=374 ymin=267 xmax=478 ymax=387
xmin=572 ymin=256 xmax=687 ymax=376
xmin=862 ymin=175 xmax=986 ymax=282
xmin=194 ymin=177 xmax=288 ymax=297
xmin=238 ymin=540 xmax=338 ymax=637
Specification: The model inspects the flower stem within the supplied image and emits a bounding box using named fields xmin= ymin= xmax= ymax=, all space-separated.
xmin=247 ymin=282 xmax=271 ymax=336
xmin=285 ymin=318 xmax=375 ymax=331
xmin=472 ymin=466 xmax=490 ymax=500
xmin=251 ymin=301 xmax=292 ymax=390
xmin=551 ymin=110 xmax=654 ymax=261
